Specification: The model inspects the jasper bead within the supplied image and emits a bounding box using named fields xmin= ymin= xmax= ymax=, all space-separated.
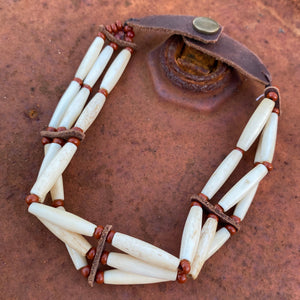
xmin=125 ymin=36 xmax=133 ymax=43
xmin=106 ymin=230 xmax=116 ymax=243
xmin=93 ymin=225 xmax=104 ymax=239
xmin=190 ymin=200 xmax=202 ymax=207
xmin=80 ymin=265 xmax=91 ymax=277
xmin=272 ymin=108 xmax=280 ymax=115
xmin=98 ymin=88 xmax=108 ymax=97
xmin=97 ymin=32 xmax=106 ymax=40
xmin=96 ymin=271 xmax=104 ymax=284
xmin=125 ymin=47 xmax=134 ymax=54
xmin=25 ymin=194 xmax=39 ymax=206
xmin=68 ymin=137 xmax=81 ymax=147
xmin=124 ymin=25 xmax=133 ymax=32
xmin=105 ymin=24 xmax=112 ymax=33
xmin=116 ymin=20 xmax=123 ymax=30
xmin=100 ymin=250 xmax=109 ymax=265
xmin=177 ymin=271 xmax=187 ymax=284
xmin=214 ymin=204 xmax=224 ymax=213
xmin=231 ymin=215 xmax=241 ymax=224
xmin=109 ymin=42 xmax=118 ymax=51
xmin=266 ymin=91 xmax=278 ymax=102
xmin=126 ymin=31 xmax=135 ymax=38
xmin=52 ymin=199 xmax=64 ymax=208
xmin=111 ymin=23 xmax=118 ymax=33
xmin=53 ymin=138 xmax=65 ymax=146
xmin=86 ymin=247 xmax=96 ymax=260
xmin=41 ymin=137 xmax=51 ymax=145
xmin=180 ymin=259 xmax=191 ymax=274
xmin=207 ymin=214 xmax=219 ymax=222
xmin=72 ymin=127 xmax=84 ymax=133
xmin=225 ymin=225 xmax=237 ymax=235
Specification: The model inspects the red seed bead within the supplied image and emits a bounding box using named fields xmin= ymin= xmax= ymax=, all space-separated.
xmin=106 ymin=230 xmax=116 ymax=244
xmin=180 ymin=259 xmax=191 ymax=274
xmin=72 ymin=126 xmax=84 ymax=133
xmin=86 ymin=247 xmax=96 ymax=260
xmin=57 ymin=126 xmax=66 ymax=132
xmin=124 ymin=25 xmax=133 ymax=32
xmin=109 ymin=42 xmax=118 ymax=51
xmin=95 ymin=271 xmax=104 ymax=284
xmin=105 ymin=24 xmax=112 ymax=33
xmin=126 ymin=31 xmax=135 ymax=39
xmin=52 ymin=199 xmax=64 ymax=208
xmin=116 ymin=20 xmax=123 ymax=31
xmin=208 ymin=213 xmax=219 ymax=222
xmin=198 ymin=192 xmax=209 ymax=201
xmin=272 ymin=107 xmax=280 ymax=115
xmin=93 ymin=225 xmax=104 ymax=239
xmin=53 ymin=138 xmax=65 ymax=146
xmin=231 ymin=215 xmax=241 ymax=224
xmin=98 ymin=88 xmax=108 ymax=97
xmin=266 ymin=91 xmax=278 ymax=102
xmin=25 ymin=194 xmax=39 ymax=206
xmin=97 ymin=32 xmax=106 ymax=40
xmin=262 ymin=161 xmax=273 ymax=171
xmin=111 ymin=23 xmax=118 ymax=33
xmin=234 ymin=146 xmax=245 ymax=155
xmin=225 ymin=225 xmax=237 ymax=235
xmin=41 ymin=136 xmax=52 ymax=145
xmin=124 ymin=36 xmax=133 ymax=43
xmin=68 ymin=137 xmax=81 ymax=147
xmin=83 ymin=83 xmax=92 ymax=93
xmin=100 ymin=250 xmax=109 ymax=265
xmin=73 ymin=77 xmax=83 ymax=86
xmin=190 ymin=200 xmax=202 ymax=207
xmin=47 ymin=127 xmax=57 ymax=132
xmin=214 ymin=204 xmax=224 ymax=213
xmin=80 ymin=265 xmax=91 ymax=278
xmin=125 ymin=47 xmax=134 ymax=54
xmin=177 ymin=271 xmax=187 ymax=284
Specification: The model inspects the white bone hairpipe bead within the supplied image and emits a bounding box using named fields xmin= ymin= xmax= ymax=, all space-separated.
xmin=236 ymin=98 xmax=275 ymax=151
xmin=103 ymin=270 xmax=169 ymax=285
xmin=254 ymin=112 xmax=278 ymax=164
xmin=50 ymin=175 xmax=64 ymax=201
xmin=218 ymin=164 xmax=268 ymax=212
xmin=107 ymin=252 xmax=177 ymax=281
xmin=201 ymin=149 xmax=243 ymax=199
xmin=100 ymin=48 xmax=131 ymax=93
xmin=74 ymin=92 xmax=106 ymax=132
xmin=30 ymin=142 xmax=78 ymax=200
xmin=206 ymin=227 xmax=231 ymax=260
xmin=190 ymin=216 xmax=218 ymax=279
xmin=28 ymin=203 xmax=97 ymax=236
xmin=66 ymin=244 xmax=88 ymax=270
xmin=111 ymin=232 xmax=180 ymax=271
xmin=233 ymin=183 xmax=259 ymax=220
xmin=179 ymin=205 xmax=203 ymax=263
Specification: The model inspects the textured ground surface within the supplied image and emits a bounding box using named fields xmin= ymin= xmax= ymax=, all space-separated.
xmin=0 ymin=1 xmax=299 ymax=299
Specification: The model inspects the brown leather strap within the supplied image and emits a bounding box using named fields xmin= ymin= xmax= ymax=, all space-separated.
xmin=40 ymin=129 xmax=85 ymax=141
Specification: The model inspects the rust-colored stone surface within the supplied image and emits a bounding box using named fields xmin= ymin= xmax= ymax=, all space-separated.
xmin=0 ymin=1 xmax=299 ymax=299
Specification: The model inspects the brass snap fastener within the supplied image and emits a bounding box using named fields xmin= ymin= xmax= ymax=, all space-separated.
xmin=192 ymin=17 xmax=220 ymax=35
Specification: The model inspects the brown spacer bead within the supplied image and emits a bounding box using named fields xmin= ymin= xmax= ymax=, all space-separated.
xmin=198 ymin=192 xmax=209 ymax=201
xmin=98 ymin=88 xmax=108 ymax=97
xmin=97 ymin=32 xmax=106 ymax=40
xmin=214 ymin=204 xmax=224 ymax=213
xmin=95 ymin=270 xmax=104 ymax=284
xmin=266 ymin=91 xmax=278 ymax=102
xmin=41 ymin=136 xmax=52 ymax=145
xmin=68 ymin=137 xmax=80 ymax=147
xmin=80 ymin=265 xmax=91 ymax=278
xmin=177 ymin=270 xmax=187 ymax=284
xmin=179 ymin=259 xmax=191 ymax=274
xmin=231 ymin=215 xmax=241 ymax=224
xmin=126 ymin=31 xmax=135 ymax=39
xmin=124 ymin=25 xmax=133 ymax=32
xmin=272 ymin=107 xmax=280 ymax=115
xmin=106 ymin=230 xmax=116 ymax=244
xmin=208 ymin=213 xmax=219 ymax=222
xmin=83 ymin=84 xmax=92 ymax=93
xmin=109 ymin=42 xmax=118 ymax=51
xmin=52 ymin=199 xmax=64 ymax=208
xmin=116 ymin=20 xmax=123 ymax=31
xmin=72 ymin=126 xmax=84 ymax=133
xmin=190 ymin=200 xmax=202 ymax=207
xmin=53 ymin=137 xmax=65 ymax=146
xmin=234 ymin=146 xmax=245 ymax=155
xmin=100 ymin=250 xmax=109 ymax=265
xmin=46 ymin=127 xmax=57 ymax=132
xmin=124 ymin=36 xmax=133 ymax=43
xmin=255 ymin=161 xmax=273 ymax=171
xmin=225 ymin=224 xmax=237 ymax=236
xmin=25 ymin=194 xmax=39 ymax=206
xmin=57 ymin=126 xmax=67 ymax=132
xmin=125 ymin=47 xmax=134 ymax=54
xmin=111 ymin=23 xmax=118 ymax=33
xmin=93 ymin=225 xmax=104 ymax=239
xmin=105 ymin=24 xmax=112 ymax=33
xmin=73 ymin=77 xmax=83 ymax=86
xmin=86 ymin=247 xmax=96 ymax=260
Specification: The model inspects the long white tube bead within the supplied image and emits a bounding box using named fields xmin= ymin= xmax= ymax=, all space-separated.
xmin=233 ymin=183 xmax=259 ymax=220
xmin=103 ymin=270 xmax=169 ymax=285
xmin=31 ymin=142 xmax=77 ymax=200
xmin=83 ymin=45 xmax=114 ymax=88
xmin=66 ymin=245 xmax=88 ymax=270
xmin=107 ymin=252 xmax=177 ymax=281
xmin=190 ymin=217 xmax=218 ymax=279
xmin=28 ymin=203 xmax=97 ymax=236
xmin=48 ymin=81 xmax=81 ymax=128
xmin=206 ymin=227 xmax=231 ymax=260
xmin=236 ymin=98 xmax=275 ymax=151
xmin=39 ymin=143 xmax=62 ymax=176
xmin=100 ymin=48 xmax=131 ymax=93
xmin=218 ymin=164 xmax=268 ymax=212
xmin=111 ymin=232 xmax=180 ymax=271
xmin=201 ymin=149 xmax=243 ymax=199
xmin=254 ymin=112 xmax=278 ymax=164
xmin=74 ymin=92 xmax=106 ymax=132
xmin=74 ymin=36 xmax=105 ymax=80
xmin=179 ymin=205 xmax=203 ymax=263
xmin=58 ymin=87 xmax=91 ymax=129
xmin=50 ymin=175 xmax=64 ymax=201
xmin=38 ymin=216 xmax=92 ymax=256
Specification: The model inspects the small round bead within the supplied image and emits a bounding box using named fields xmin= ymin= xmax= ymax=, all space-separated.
xmin=126 ymin=31 xmax=135 ymax=39
xmin=95 ymin=271 xmax=104 ymax=284
xmin=86 ymin=247 xmax=96 ymax=260
xmin=214 ymin=204 xmax=224 ymax=213
xmin=124 ymin=36 xmax=133 ymax=43
xmin=100 ymin=250 xmax=109 ymax=265
xmin=198 ymin=193 xmax=209 ymax=201
xmin=177 ymin=271 xmax=187 ymax=284
xmin=262 ymin=161 xmax=273 ymax=171
xmin=47 ymin=127 xmax=57 ymax=132
xmin=41 ymin=136 xmax=52 ymax=145
xmin=234 ymin=146 xmax=245 ymax=155
xmin=116 ymin=20 xmax=123 ymax=31
xmin=25 ymin=194 xmax=39 ymax=206
xmin=52 ymin=199 xmax=64 ymax=208
xmin=73 ymin=77 xmax=83 ymax=86
xmin=93 ymin=225 xmax=104 ymax=239
xmin=266 ymin=91 xmax=278 ymax=102
xmin=72 ymin=126 xmax=84 ymax=133
xmin=98 ymin=88 xmax=108 ymax=97
xmin=53 ymin=138 xmax=65 ymax=146
xmin=208 ymin=213 xmax=219 ymax=222
xmin=272 ymin=107 xmax=280 ymax=115
xmin=109 ymin=42 xmax=118 ymax=51
xmin=57 ymin=126 xmax=66 ymax=132
xmin=231 ymin=215 xmax=241 ymax=224
xmin=190 ymin=200 xmax=202 ymax=207
xmin=97 ymin=32 xmax=106 ymax=40
xmin=225 ymin=225 xmax=237 ymax=235
xmin=124 ymin=25 xmax=133 ymax=32
xmin=180 ymin=259 xmax=191 ymax=274
xmin=83 ymin=84 xmax=92 ymax=93
xmin=105 ymin=24 xmax=112 ymax=33
xmin=68 ymin=137 xmax=80 ymax=147
xmin=125 ymin=47 xmax=134 ymax=54
xmin=106 ymin=230 xmax=116 ymax=244
xmin=111 ymin=23 xmax=118 ymax=33
xmin=80 ymin=265 xmax=91 ymax=278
